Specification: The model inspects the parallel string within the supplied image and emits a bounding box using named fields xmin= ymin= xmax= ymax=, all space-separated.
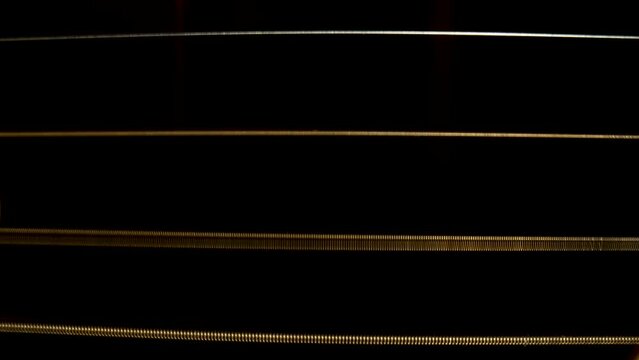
xmin=2 ymin=30 xmax=639 ymax=42
xmin=1 ymin=130 xmax=639 ymax=140
xmin=1 ymin=322 xmax=638 ymax=345
xmin=1 ymin=228 xmax=638 ymax=251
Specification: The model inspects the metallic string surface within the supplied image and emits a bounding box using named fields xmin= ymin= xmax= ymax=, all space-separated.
xmin=2 ymin=28 xmax=638 ymax=348
xmin=1 ymin=228 xmax=638 ymax=251
xmin=1 ymin=322 xmax=638 ymax=345
xmin=0 ymin=130 xmax=639 ymax=139
xmin=1 ymin=30 xmax=639 ymax=42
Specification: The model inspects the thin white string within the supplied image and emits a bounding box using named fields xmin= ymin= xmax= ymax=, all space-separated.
xmin=1 ymin=30 xmax=639 ymax=42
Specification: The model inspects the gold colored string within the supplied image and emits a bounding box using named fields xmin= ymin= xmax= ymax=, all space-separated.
xmin=0 ymin=322 xmax=637 ymax=345
xmin=1 ymin=228 xmax=638 ymax=251
xmin=0 ymin=130 xmax=638 ymax=140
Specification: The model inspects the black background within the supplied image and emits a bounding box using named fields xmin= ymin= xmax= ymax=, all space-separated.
xmin=0 ymin=1 xmax=638 ymax=358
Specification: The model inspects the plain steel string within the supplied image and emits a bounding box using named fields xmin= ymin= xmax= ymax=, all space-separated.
xmin=1 ymin=31 xmax=639 ymax=42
